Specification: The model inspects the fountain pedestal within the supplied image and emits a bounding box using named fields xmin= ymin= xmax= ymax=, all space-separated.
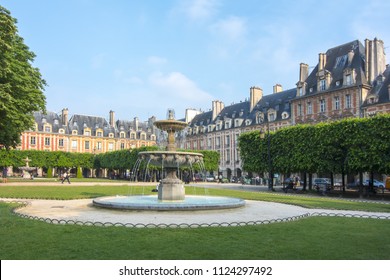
xmin=158 ymin=169 xmax=185 ymax=201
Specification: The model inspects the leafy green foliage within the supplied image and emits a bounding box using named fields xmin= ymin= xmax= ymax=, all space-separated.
xmin=239 ymin=115 xmax=390 ymax=175
xmin=0 ymin=6 xmax=46 ymax=148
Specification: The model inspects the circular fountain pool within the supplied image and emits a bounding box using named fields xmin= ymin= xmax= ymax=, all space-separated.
xmin=93 ymin=195 xmax=245 ymax=211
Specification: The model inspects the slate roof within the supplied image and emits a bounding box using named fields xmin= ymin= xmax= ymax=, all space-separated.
xmin=188 ymin=88 xmax=296 ymax=131
xmin=68 ymin=114 xmax=114 ymax=136
xmin=31 ymin=111 xmax=155 ymax=138
xmin=33 ymin=111 xmax=66 ymax=133
xmin=304 ymin=40 xmax=367 ymax=96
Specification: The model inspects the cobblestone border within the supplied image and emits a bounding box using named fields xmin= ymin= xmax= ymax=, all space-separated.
xmin=4 ymin=200 xmax=390 ymax=229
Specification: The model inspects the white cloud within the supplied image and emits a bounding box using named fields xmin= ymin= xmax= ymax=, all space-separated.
xmin=147 ymin=56 xmax=168 ymax=65
xmin=90 ymin=53 xmax=106 ymax=69
xmin=188 ymin=0 xmax=219 ymax=20
xmin=149 ymin=71 xmax=213 ymax=102
xmin=175 ymin=0 xmax=220 ymax=21
xmin=211 ymin=16 xmax=247 ymax=41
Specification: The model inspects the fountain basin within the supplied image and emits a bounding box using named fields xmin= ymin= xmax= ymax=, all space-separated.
xmin=93 ymin=195 xmax=245 ymax=211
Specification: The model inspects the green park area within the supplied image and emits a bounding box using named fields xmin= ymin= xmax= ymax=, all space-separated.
xmin=0 ymin=182 xmax=389 ymax=260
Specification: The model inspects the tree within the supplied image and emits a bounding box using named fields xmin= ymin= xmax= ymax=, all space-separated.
xmin=0 ymin=6 xmax=46 ymax=149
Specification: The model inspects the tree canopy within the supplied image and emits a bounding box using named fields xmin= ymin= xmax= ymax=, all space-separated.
xmin=238 ymin=115 xmax=390 ymax=177
xmin=0 ymin=5 xmax=46 ymax=149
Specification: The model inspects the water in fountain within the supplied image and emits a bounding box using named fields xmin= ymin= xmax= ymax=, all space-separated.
xmin=93 ymin=109 xmax=245 ymax=211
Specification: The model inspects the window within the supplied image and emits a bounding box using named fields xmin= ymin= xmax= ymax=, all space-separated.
xmin=297 ymin=104 xmax=303 ymax=116
xmin=193 ymin=141 xmax=197 ymax=149
xmin=72 ymin=140 xmax=77 ymax=149
xmin=97 ymin=142 xmax=102 ymax=150
xmin=120 ymin=142 xmax=125 ymax=149
xmin=345 ymin=74 xmax=352 ymax=86
xmin=108 ymin=143 xmax=114 ymax=151
xmin=320 ymin=79 xmax=326 ymax=91
xmin=334 ymin=96 xmax=340 ymax=110
xmin=84 ymin=130 xmax=90 ymax=136
xmin=307 ymin=102 xmax=312 ymax=115
xmin=298 ymin=87 xmax=303 ymax=96
xmin=85 ymin=141 xmax=90 ymax=150
xmin=225 ymin=135 xmax=230 ymax=147
xmin=44 ymin=126 xmax=51 ymax=133
xmin=59 ymin=139 xmax=64 ymax=147
xmin=269 ymin=112 xmax=276 ymax=121
xmin=216 ymin=137 xmax=221 ymax=148
xmin=97 ymin=131 xmax=103 ymax=137
xmin=345 ymin=94 xmax=352 ymax=109
xmin=120 ymin=132 xmax=125 ymax=138
xmin=130 ymin=133 xmax=135 ymax=139
xmin=320 ymin=99 xmax=326 ymax=113
xmin=30 ymin=137 xmax=36 ymax=145
xmin=335 ymin=55 xmax=347 ymax=68
xmin=207 ymin=138 xmax=212 ymax=149
xmin=44 ymin=137 xmax=50 ymax=146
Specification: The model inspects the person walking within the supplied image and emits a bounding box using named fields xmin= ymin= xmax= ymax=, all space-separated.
xmin=61 ymin=170 xmax=71 ymax=184
xmin=2 ymin=167 xmax=8 ymax=183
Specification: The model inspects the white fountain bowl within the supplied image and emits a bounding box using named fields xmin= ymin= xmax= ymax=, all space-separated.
xmin=92 ymin=195 xmax=245 ymax=211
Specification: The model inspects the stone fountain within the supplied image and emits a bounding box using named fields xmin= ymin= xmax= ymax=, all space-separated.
xmin=18 ymin=157 xmax=37 ymax=179
xmin=138 ymin=109 xmax=203 ymax=201
xmin=93 ymin=109 xmax=245 ymax=211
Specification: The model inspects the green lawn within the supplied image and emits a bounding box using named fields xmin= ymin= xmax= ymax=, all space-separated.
xmin=0 ymin=183 xmax=389 ymax=259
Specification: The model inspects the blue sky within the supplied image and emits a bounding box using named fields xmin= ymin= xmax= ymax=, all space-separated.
xmin=3 ymin=0 xmax=389 ymax=121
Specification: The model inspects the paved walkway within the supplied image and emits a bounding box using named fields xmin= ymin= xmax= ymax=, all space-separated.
xmin=2 ymin=181 xmax=390 ymax=227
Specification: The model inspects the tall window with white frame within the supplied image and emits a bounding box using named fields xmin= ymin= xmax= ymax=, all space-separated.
xmin=307 ymin=102 xmax=312 ymax=115
xmin=320 ymin=79 xmax=326 ymax=91
xmin=334 ymin=96 xmax=340 ymax=110
xmin=320 ymin=99 xmax=326 ymax=113
xmin=297 ymin=104 xmax=302 ymax=116
xmin=345 ymin=94 xmax=352 ymax=109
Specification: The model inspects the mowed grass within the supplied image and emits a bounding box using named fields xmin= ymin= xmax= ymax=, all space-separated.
xmin=1 ymin=184 xmax=390 ymax=212
xmin=0 ymin=203 xmax=389 ymax=260
xmin=0 ymin=183 xmax=390 ymax=259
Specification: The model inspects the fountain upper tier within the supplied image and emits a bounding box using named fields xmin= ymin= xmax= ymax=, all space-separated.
xmin=154 ymin=119 xmax=188 ymax=132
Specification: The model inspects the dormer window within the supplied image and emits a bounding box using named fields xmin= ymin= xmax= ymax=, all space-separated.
xmin=320 ymin=79 xmax=326 ymax=91
xmin=281 ymin=112 xmax=289 ymax=119
xmin=343 ymin=68 xmax=355 ymax=86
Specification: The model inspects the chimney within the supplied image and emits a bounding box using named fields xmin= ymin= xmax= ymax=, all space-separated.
xmin=212 ymin=100 xmax=224 ymax=120
xmin=365 ymin=38 xmax=386 ymax=85
xmin=134 ymin=117 xmax=139 ymax=131
xmin=109 ymin=110 xmax=115 ymax=127
xmin=250 ymin=86 xmax=263 ymax=112
xmin=347 ymin=50 xmax=355 ymax=65
xmin=61 ymin=108 xmax=68 ymax=126
xmin=273 ymin=84 xmax=283 ymax=93
xmin=299 ymin=63 xmax=309 ymax=82
xmin=318 ymin=53 xmax=327 ymax=72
